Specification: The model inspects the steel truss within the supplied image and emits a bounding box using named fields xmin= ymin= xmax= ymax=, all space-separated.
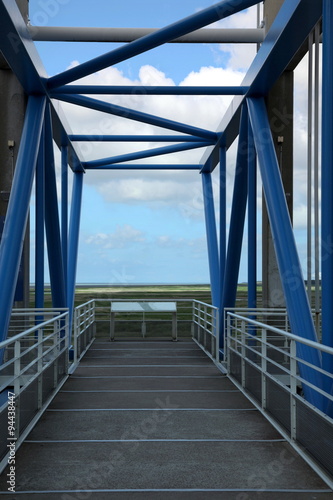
xmin=0 ymin=0 xmax=332 ymax=414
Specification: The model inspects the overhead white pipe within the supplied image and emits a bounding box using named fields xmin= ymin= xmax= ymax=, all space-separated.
xmin=28 ymin=25 xmax=265 ymax=44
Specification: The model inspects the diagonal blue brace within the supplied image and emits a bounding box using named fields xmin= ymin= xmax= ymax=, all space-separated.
xmin=47 ymin=0 xmax=260 ymax=89
xmin=67 ymin=172 xmax=84 ymax=342
xmin=247 ymin=96 xmax=325 ymax=412
xmin=44 ymin=105 xmax=66 ymax=309
xmin=0 ymin=95 xmax=46 ymax=346
xmin=35 ymin=124 xmax=45 ymax=311
xmin=202 ymin=172 xmax=220 ymax=307
xmin=84 ymin=141 xmax=210 ymax=168
xmin=53 ymin=94 xmax=217 ymax=142
xmin=221 ymin=104 xmax=249 ymax=344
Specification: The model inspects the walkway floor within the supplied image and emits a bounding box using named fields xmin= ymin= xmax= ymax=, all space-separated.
xmin=0 ymin=339 xmax=332 ymax=499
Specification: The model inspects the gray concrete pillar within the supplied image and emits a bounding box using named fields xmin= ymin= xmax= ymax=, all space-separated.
xmin=0 ymin=1 xmax=30 ymax=308
xmin=262 ymin=0 xmax=294 ymax=308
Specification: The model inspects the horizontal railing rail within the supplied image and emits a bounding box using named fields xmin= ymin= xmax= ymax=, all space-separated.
xmin=0 ymin=310 xmax=69 ymax=474
xmin=224 ymin=308 xmax=333 ymax=486
xmin=192 ymin=300 xmax=219 ymax=361
xmin=71 ymin=300 xmax=95 ymax=372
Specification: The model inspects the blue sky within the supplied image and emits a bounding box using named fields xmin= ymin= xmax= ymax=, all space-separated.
xmin=28 ymin=0 xmax=313 ymax=286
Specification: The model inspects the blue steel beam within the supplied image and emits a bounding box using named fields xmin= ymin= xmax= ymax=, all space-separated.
xmin=47 ymin=0 xmax=260 ymax=89
xmin=84 ymin=142 xmax=210 ymax=168
xmin=87 ymin=163 xmax=201 ymax=172
xmin=0 ymin=95 xmax=46 ymax=344
xmin=35 ymin=125 xmax=45 ymax=310
xmin=219 ymin=147 xmax=227 ymax=333
xmin=221 ymin=105 xmax=248 ymax=331
xmin=62 ymin=146 xmax=69 ymax=297
xmin=52 ymin=93 xmax=217 ymax=142
xmin=67 ymin=172 xmax=84 ymax=340
xmin=202 ymin=173 xmax=220 ymax=307
xmin=44 ymin=105 xmax=66 ymax=309
xmin=247 ymin=120 xmax=257 ymax=310
xmin=321 ymin=0 xmax=333 ymax=397
xmin=69 ymin=135 xmax=213 ymax=143
xmin=247 ymin=97 xmax=325 ymax=412
xmin=0 ymin=0 xmax=47 ymax=94
xmin=200 ymin=0 xmax=323 ymax=171
xmin=52 ymin=85 xmax=249 ymax=96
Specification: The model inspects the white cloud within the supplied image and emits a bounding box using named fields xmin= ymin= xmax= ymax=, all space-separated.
xmin=86 ymin=224 xmax=145 ymax=248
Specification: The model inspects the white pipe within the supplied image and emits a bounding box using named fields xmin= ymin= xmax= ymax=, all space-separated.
xmin=314 ymin=22 xmax=320 ymax=329
xmin=28 ymin=25 xmax=265 ymax=44
xmin=307 ymin=31 xmax=313 ymax=303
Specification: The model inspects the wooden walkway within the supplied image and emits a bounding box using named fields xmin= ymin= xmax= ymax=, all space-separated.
xmin=0 ymin=339 xmax=332 ymax=498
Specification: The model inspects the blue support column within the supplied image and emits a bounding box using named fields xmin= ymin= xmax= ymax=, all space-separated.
xmin=221 ymin=105 xmax=249 ymax=339
xmin=219 ymin=147 xmax=227 ymax=338
xmin=35 ymin=124 xmax=45 ymax=310
xmin=247 ymin=97 xmax=325 ymax=412
xmin=202 ymin=172 xmax=220 ymax=307
xmin=61 ymin=145 xmax=68 ymax=297
xmin=44 ymin=105 xmax=66 ymax=309
xmin=67 ymin=172 xmax=84 ymax=340
xmin=0 ymin=95 xmax=46 ymax=343
xmin=248 ymin=120 xmax=257 ymax=310
xmin=321 ymin=0 xmax=333 ymax=391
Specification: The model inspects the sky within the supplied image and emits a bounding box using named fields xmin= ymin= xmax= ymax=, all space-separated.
xmin=27 ymin=0 xmax=314 ymax=285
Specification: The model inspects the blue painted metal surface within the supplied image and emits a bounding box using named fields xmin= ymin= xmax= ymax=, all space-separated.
xmin=47 ymin=0 xmax=259 ymax=89
xmin=52 ymin=93 xmax=217 ymax=142
xmin=0 ymin=95 xmax=46 ymax=343
xmin=62 ymin=146 xmax=69 ymax=297
xmin=44 ymin=106 xmax=66 ymax=309
xmin=321 ymin=0 xmax=333 ymax=402
xmin=52 ymin=85 xmax=249 ymax=96
xmin=84 ymin=142 xmax=210 ymax=168
xmin=69 ymin=135 xmax=213 ymax=143
xmin=247 ymin=120 xmax=257 ymax=310
xmin=67 ymin=172 xmax=84 ymax=339
xmin=84 ymin=164 xmax=202 ymax=170
xmin=219 ymin=147 xmax=227 ymax=334
xmin=35 ymin=125 xmax=45 ymax=310
xmin=0 ymin=0 xmax=47 ymax=94
xmin=221 ymin=105 xmax=249 ymax=334
xmin=200 ymin=0 xmax=323 ymax=171
xmin=247 ymin=96 xmax=325 ymax=412
xmin=202 ymin=173 xmax=220 ymax=307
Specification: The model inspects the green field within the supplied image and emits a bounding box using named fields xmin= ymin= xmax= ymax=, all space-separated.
xmin=31 ymin=283 xmax=259 ymax=309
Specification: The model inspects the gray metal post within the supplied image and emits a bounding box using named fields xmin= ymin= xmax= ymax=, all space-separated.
xmin=262 ymin=0 xmax=294 ymax=309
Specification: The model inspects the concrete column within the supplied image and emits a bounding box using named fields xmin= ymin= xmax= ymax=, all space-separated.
xmin=0 ymin=1 xmax=29 ymax=308
xmin=262 ymin=0 xmax=294 ymax=308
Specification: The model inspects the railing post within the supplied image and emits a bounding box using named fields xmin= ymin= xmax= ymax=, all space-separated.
xmin=37 ymin=328 xmax=43 ymax=409
xmin=241 ymin=320 xmax=246 ymax=388
xmin=53 ymin=319 xmax=60 ymax=388
xmin=73 ymin=307 xmax=78 ymax=367
xmin=262 ymin=328 xmax=267 ymax=410
xmin=226 ymin=313 xmax=231 ymax=372
xmin=290 ymin=339 xmax=297 ymax=441
xmin=14 ymin=340 xmax=21 ymax=439
xmin=203 ymin=305 xmax=207 ymax=349
xmin=215 ymin=308 xmax=219 ymax=362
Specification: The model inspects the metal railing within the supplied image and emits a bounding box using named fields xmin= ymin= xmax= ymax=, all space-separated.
xmin=0 ymin=309 xmax=69 ymax=473
xmin=72 ymin=298 xmax=218 ymax=350
xmin=71 ymin=300 xmax=95 ymax=371
xmin=225 ymin=309 xmax=333 ymax=486
xmin=192 ymin=300 xmax=219 ymax=361
xmin=82 ymin=298 xmax=194 ymax=340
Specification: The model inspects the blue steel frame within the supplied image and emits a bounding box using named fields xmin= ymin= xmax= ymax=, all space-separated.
xmin=0 ymin=0 xmax=332 ymax=413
